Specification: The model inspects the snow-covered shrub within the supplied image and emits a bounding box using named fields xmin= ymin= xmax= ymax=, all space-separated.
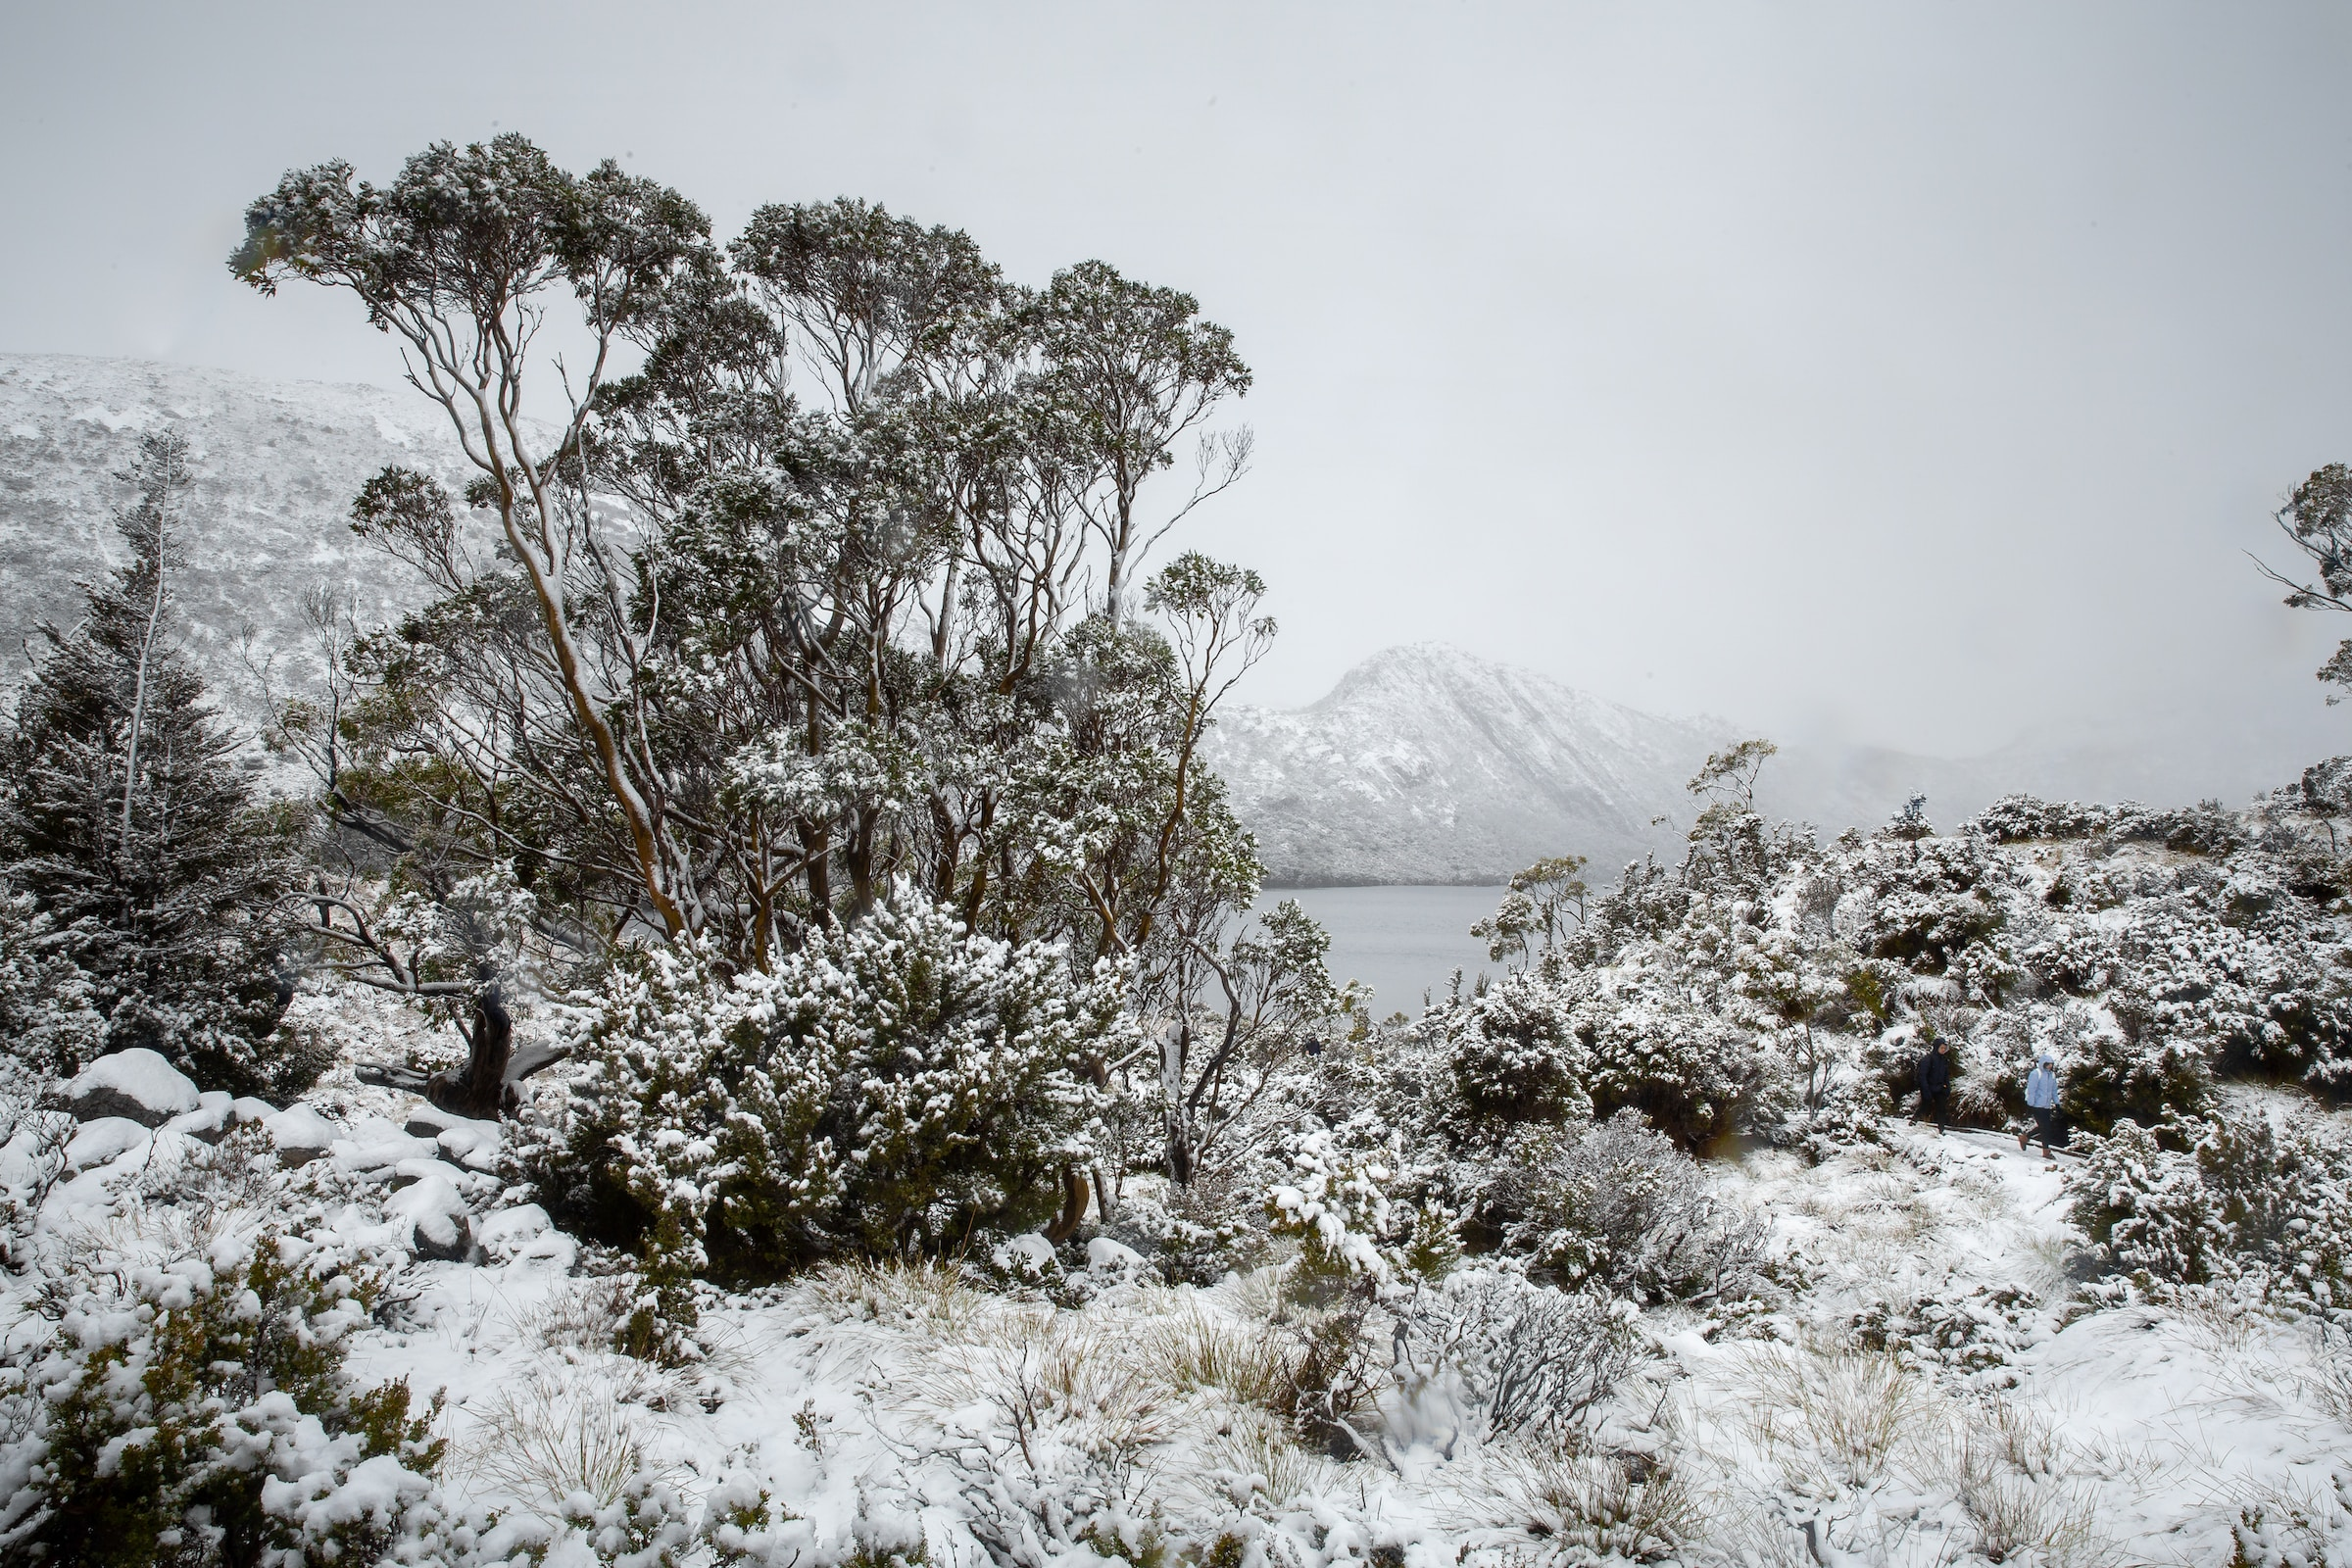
xmin=1394 ymin=1267 xmax=1639 ymax=1447
xmin=1845 ymin=832 xmax=2009 ymax=982
xmin=0 ymin=1087 xmax=74 ymax=1271
xmin=1572 ymin=974 xmax=1766 ymax=1150
xmin=1972 ymin=794 xmax=2246 ymax=856
xmin=0 ymin=1228 xmax=444 ymax=1565
xmin=1468 ymin=1110 xmax=1764 ymax=1303
xmin=1849 ymin=1286 xmax=2041 ymax=1381
xmin=1439 ymin=970 xmax=1590 ymax=1127
xmin=0 ymin=884 xmax=106 ymax=1079
xmin=2069 ymin=1109 xmax=2352 ymax=1311
xmin=526 ymin=880 xmax=1121 ymax=1277
xmin=2229 ymin=1473 xmax=2352 ymax=1568
xmin=1797 ymin=1074 xmax=1892 ymax=1163
xmin=1265 ymin=1115 xmax=1416 ymax=1290
xmin=2058 ymin=1011 xmax=2216 ymax=1137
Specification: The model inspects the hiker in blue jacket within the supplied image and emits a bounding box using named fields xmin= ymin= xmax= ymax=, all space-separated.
xmin=2020 ymin=1052 xmax=2060 ymax=1160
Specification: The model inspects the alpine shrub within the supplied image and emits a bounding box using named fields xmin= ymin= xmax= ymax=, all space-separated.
xmin=1573 ymin=975 xmax=1765 ymax=1150
xmin=1439 ymin=970 xmax=1590 ymax=1127
xmin=2069 ymin=1108 xmax=2352 ymax=1311
xmin=1469 ymin=1109 xmax=1764 ymax=1303
xmin=0 ymin=1230 xmax=444 ymax=1565
xmin=527 ymin=881 xmax=1122 ymax=1276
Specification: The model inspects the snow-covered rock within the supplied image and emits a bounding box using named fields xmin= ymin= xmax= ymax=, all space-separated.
xmin=263 ymin=1102 xmax=338 ymax=1166
xmin=63 ymin=1048 xmax=200 ymax=1127
xmin=392 ymin=1155 xmax=496 ymax=1202
xmin=476 ymin=1202 xmax=572 ymax=1269
xmin=230 ymin=1095 xmax=277 ymax=1125
xmin=385 ymin=1172 xmax=471 ymax=1261
xmin=434 ymin=1119 xmax=503 ymax=1172
xmin=64 ymin=1116 xmax=150 ymax=1170
xmin=1085 ymin=1236 xmax=1147 ymax=1275
xmin=329 ymin=1116 xmax=439 ymax=1177
xmin=162 ymin=1090 xmax=235 ymax=1145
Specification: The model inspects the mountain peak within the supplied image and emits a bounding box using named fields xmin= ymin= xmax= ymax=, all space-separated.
xmin=1209 ymin=645 xmax=1728 ymax=884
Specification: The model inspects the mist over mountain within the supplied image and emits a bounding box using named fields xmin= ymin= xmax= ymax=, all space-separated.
xmin=0 ymin=353 xmax=465 ymax=705
xmin=1216 ymin=646 xmax=2348 ymax=887
xmin=5 ymin=354 xmax=2340 ymax=880
xmin=1204 ymin=644 xmax=1726 ymax=884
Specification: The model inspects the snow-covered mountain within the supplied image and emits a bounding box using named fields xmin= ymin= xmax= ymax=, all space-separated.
xmin=0 ymin=354 xmax=466 ymax=698
xmin=1206 ymin=644 xmax=1732 ymax=885
xmin=1208 ymin=644 xmax=2337 ymax=887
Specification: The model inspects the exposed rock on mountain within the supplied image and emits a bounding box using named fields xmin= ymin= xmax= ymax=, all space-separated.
xmin=1206 ymin=644 xmax=1731 ymax=885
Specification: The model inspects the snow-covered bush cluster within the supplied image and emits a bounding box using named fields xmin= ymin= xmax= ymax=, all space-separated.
xmin=520 ymin=883 xmax=1128 ymax=1278
xmin=2069 ymin=1104 xmax=2352 ymax=1314
xmin=1441 ymin=741 xmax=2352 ymax=1156
xmin=0 ymin=1226 xmax=442 ymax=1565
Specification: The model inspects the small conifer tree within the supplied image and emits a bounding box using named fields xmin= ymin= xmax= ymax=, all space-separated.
xmin=0 ymin=431 xmax=308 ymax=1094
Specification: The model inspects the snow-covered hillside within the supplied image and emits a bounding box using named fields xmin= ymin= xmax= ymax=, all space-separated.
xmin=0 ymin=353 xmax=464 ymax=696
xmin=9 ymin=1033 xmax=2348 ymax=1566
xmin=1207 ymin=645 xmax=1732 ymax=886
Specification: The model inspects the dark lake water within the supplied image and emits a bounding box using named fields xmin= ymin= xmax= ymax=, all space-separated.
xmin=1251 ymin=884 xmax=1505 ymax=1018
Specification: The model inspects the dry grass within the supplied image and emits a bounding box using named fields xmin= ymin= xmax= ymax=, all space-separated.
xmin=1740 ymin=1342 xmax=1933 ymax=1491
xmin=1199 ymin=1408 xmax=1341 ymax=1506
xmin=2304 ymin=1324 xmax=2352 ymax=1426
xmin=1505 ymin=1446 xmax=1700 ymax=1565
xmin=463 ymin=1363 xmax=675 ymax=1508
xmin=1137 ymin=1307 xmax=1296 ymax=1410
xmin=929 ymin=1312 xmax=1174 ymax=1476
xmin=804 ymin=1255 xmax=990 ymax=1340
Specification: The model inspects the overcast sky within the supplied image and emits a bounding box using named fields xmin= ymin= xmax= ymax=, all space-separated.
xmin=7 ymin=2 xmax=2351 ymax=778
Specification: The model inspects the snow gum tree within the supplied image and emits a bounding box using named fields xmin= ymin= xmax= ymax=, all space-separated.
xmin=235 ymin=134 xmax=1303 ymax=1252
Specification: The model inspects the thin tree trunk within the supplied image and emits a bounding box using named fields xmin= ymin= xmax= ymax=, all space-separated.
xmin=119 ymin=478 xmax=172 ymax=855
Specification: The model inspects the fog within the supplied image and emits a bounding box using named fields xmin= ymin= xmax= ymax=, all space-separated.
xmin=7 ymin=2 xmax=2350 ymax=792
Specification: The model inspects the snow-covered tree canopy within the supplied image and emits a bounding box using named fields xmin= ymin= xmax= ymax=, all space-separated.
xmin=229 ymin=136 xmax=1331 ymax=1149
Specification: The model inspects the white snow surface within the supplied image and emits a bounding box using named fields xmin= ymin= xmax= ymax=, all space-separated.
xmin=16 ymin=1050 xmax=2345 ymax=1564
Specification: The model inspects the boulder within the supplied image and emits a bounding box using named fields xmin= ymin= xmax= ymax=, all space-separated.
xmin=64 ymin=1050 xmax=200 ymax=1128
xmin=229 ymin=1096 xmax=277 ymax=1126
xmin=263 ymin=1103 xmax=339 ymax=1167
xmin=392 ymin=1155 xmax=497 ymax=1201
xmin=401 ymin=1104 xmax=474 ymax=1139
xmin=1085 ymin=1236 xmax=1148 ymax=1276
xmin=476 ymin=1203 xmax=556 ymax=1265
xmin=387 ymin=1172 xmax=472 ymax=1261
xmin=65 ymin=1116 xmax=151 ymax=1171
xmin=435 ymin=1120 xmax=503 ymax=1172
xmin=162 ymin=1091 xmax=235 ymax=1146
xmin=329 ymin=1116 xmax=439 ymax=1177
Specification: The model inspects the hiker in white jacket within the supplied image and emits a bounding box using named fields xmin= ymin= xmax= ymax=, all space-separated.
xmin=2020 ymin=1052 xmax=2060 ymax=1160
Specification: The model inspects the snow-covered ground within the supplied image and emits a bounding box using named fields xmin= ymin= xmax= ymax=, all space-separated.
xmin=19 ymin=1046 xmax=2345 ymax=1566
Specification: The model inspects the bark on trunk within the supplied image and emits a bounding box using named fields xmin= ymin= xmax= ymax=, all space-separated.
xmin=1044 ymin=1165 xmax=1091 ymax=1244
xmin=426 ymin=982 xmax=515 ymax=1121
